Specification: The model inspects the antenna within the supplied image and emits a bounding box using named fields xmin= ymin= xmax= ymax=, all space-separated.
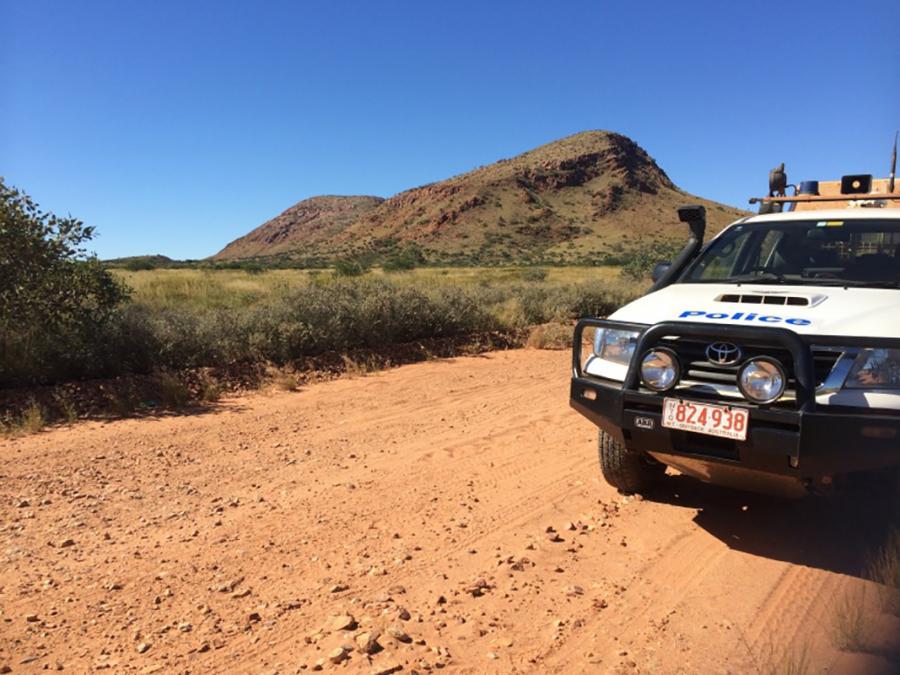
xmin=890 ymin=131 xmax=898 ymax=193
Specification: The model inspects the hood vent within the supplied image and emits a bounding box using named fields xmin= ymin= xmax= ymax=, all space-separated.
xmin=716 ymin=293 xmax=827 ymax=307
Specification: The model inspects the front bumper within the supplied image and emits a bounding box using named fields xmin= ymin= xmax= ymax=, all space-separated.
xmin=570 ymin=319 xmax=900 ymax=489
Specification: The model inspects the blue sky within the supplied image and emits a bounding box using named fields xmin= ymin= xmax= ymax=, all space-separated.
xmin=3 ymin=1 xmax=899 ymax=260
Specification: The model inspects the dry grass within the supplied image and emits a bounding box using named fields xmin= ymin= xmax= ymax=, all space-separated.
xmin=156 ymin=372 xmax=191 ymax=410
xmin=526 ymin=322 xmax=573 ymax=350
xmin=1 ymin=400 xmax=47 ymax=437
xmin=113 ymin=266 xmax=630 ymax=311
xmin=271 ymin=370 xmax=301 ymax=392
xmin=199 ymin=377 xmax=224 ymax=403
xmin=866 ymin=529 xmax=900 ymax=616
xmin=740 ymin=630 xmax=811 ymax=675
xmin=830 ymin=585 xmax=871 ymax=652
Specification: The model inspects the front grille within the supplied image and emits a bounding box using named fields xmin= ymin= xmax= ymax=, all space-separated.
xmin=658 ymin=338 xmax=840 ymax=405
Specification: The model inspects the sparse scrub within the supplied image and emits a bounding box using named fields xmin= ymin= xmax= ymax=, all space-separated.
xmin=830 ymin=585 xmax=870 ymax=652
xmin=54 ymin=391 xmax=79 ymax=425
xmin=332 ymin=258 xmax=369 ymax=277
xmin=526 ymin=322 xmax=573 ymax=350
xmin=156 ymin=372 xmax=191 ymax=410
xmin=520 ymin=267 xmax=548 ymax=282
xmin=20 ymin=400 xmax=46 ymax=434
xmin=2 ymin=267 xmax=640 ymax=389
xmin=740 ymin=630 xmax=811 ymax=675
xmin=271 ymin=370 xmax=301 ymax=392
xmin=199 ymin=376 xmax=224 ymax=403
xmin=866 ymin=529 xmax=900 ymax=615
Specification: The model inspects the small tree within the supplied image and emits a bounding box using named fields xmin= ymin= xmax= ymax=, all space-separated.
xmin=383 ymin=244 xmax=426 ymax=272
xmin=0 ymin=178 xmax=129 ymax=384
xmin=620 ymin=240 xmax=683 ymax=281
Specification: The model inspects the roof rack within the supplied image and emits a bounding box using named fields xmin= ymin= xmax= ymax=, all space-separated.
xmin=750 ymin=193 xmax=900 ymax=205
xmin=750 ymin=168 xmax=899 ymax=212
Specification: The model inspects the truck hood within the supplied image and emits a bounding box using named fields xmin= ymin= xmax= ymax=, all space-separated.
xmin=609 ymin=283 xmax=900 ymax=338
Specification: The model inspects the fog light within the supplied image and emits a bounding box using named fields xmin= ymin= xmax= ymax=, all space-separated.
xmin=640 ymin=348 xmax=680 ymax=392
xmin=738 ymin=357 xmax=786 ymax=404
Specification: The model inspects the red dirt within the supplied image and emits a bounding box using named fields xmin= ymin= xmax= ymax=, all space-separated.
xmin=1 ymin=350 xmax=897 ymax=673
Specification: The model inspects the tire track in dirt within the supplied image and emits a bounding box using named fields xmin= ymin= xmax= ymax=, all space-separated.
xmin=2 ymin=349 xmax=897 ymax=674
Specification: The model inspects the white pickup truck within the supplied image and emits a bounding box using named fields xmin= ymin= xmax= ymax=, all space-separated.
xmin=571 ymin=168 xmax=900 ymax=497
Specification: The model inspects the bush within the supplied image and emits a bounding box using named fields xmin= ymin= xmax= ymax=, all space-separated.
xmin=383 ymin=245 xmax=426 ymax=272
xmin=0 ymin=179 xmax=129 ymax=385
xmin=333 ymin=258 xmax=369 ymax=277
xmin=620 ymin=240 xmax=683 ymax=281
xmin=520 ymin=267 xmax=548 ymax=282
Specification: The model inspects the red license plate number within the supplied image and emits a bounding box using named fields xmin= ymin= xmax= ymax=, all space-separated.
xmin=662 ymin=399 xmax=749 ymax=441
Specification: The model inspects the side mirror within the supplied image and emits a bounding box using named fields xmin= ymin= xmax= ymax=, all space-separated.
xmin=651 ymin=261 xmax=672 ymax=283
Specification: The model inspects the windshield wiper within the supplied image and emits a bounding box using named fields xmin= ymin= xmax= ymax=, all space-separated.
xmin=727 ymin=272 xmax=790 ymax=284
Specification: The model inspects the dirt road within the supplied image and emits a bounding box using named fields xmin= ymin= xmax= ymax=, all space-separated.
xmin=1 ymin=350 xmax=897 ymax=674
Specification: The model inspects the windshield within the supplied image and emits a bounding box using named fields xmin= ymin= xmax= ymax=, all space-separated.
xmin=683 ymin=219 xmax=900 ymax=287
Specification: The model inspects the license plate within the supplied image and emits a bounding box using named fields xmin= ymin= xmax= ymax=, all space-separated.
xmin=662 ymin=398 xmax=749 ymax=441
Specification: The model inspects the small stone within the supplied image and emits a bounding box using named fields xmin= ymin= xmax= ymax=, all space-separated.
xmin=565 ymin=585 xmax=584 ymax=596
xmin=397 ymin=607 xmax=411 ymax=621
xmin=565 ymin=522 xmax=577 ymax=531
xmin=355 ymin=631 xmax=381 ymax=654
xmin=312 ymin=659 xmax=325 ymax=671
xmin=136 ymin=642 xmax=151 ymax=654
xmin=59 ymin=538 xmax=76 ymax=548
xmin=16 ymin=499 xmax=30 ymax=508
xmin=370 ymin=663 xmax=402 ymax=675
xmin=328 ymin=647 xmax=348 ymax=664
xmin=25 ymin=613 xmax=40 ymax=622
xmin=178 ymin=622 xmax=193 ymax=632
xmin=331 ymin=614 xmax=356 ymax=631
xmin=387 ymin=585 xmax=406 ymax=595
xmin=487 ymin=651 xmax=499 ymax=659
xmin=247 ymin=612 xmax=261 ymax=623
xmin=387 ymin=625 xmax=412 ymax=643
xmin=329 ymin=583 xmax=348 ymax=593
xmin=0 ymin=666 xmax=10 ymax=674
xmin=546 ymin=532 xmax=563 ymax=543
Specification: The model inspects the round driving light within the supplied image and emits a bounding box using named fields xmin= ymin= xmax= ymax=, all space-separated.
xmin=738 ymin=357 xmax=786 ymax=404
xmin=640 ymin=348 xmax=680 ymax=392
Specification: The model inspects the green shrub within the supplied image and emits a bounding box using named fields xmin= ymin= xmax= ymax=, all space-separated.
xmin=0 ymin=179 xmax=129 ymax=385
xmin=520 ymin=267 xmax=548 ymax=282
xmin=620 ymin=240 xmax=683 ymax=281
xmin=333 ymin=258 xmax=369 ymax=277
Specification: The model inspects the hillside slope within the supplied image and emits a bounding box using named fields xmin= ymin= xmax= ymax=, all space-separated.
xmin=213 ymin=131 xmax=746 ymax=264
xmin=215 ymin=195 xmax=385 ymax=260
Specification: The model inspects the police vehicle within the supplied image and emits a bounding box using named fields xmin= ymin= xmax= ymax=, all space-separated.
xmin=571 ymin=152 xmax=900 ymax=496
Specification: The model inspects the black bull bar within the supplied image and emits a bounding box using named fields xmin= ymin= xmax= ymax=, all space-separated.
xmin=570 ymin=319 xmax=900 ymax=478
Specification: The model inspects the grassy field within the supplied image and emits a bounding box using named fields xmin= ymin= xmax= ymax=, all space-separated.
xmin=2 ymin=265 xmax=644 ymax=430
xmin=113 ymin=266 xmax=629 ymax=310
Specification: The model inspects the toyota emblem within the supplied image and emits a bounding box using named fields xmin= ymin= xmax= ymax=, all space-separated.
xmin=706 ymin=342 xmax=742 ymax=366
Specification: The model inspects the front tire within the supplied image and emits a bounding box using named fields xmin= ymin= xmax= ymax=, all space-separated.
xmin=598 ymin=430 xmax=666 ymax=494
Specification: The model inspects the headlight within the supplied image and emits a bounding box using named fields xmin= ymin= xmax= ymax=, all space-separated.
xmin=593 ymin=329 xmax=639 ymax=365
xmin=844 ymin=349 xmax=900 ymax=389
xmin=738 ymin=357 xmax=786 ymax=403
xmin=640 ymin=348 xmax=680 ymax=392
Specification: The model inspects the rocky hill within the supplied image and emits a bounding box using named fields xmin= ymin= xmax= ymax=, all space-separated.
xmin=213 ymin=131 xmax=746 ymax=265
xmin=214 ymin=195 xmax=385 ymax=260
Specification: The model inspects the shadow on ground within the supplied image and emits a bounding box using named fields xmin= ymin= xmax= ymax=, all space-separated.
xmin=646 ymin=473 xmax=898 ymax=580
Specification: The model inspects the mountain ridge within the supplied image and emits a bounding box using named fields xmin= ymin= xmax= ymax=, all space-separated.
xmin=213 ymin=131 xmax=746 ymax=265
